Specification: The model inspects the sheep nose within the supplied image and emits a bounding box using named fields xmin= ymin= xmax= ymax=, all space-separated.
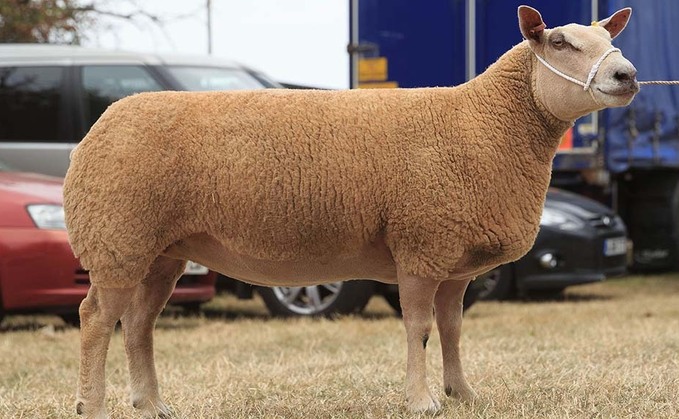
xmin=614 ymin=69 xmax=636 ymax=82
xmin=613 ymin=64 xmax=639 ymax=92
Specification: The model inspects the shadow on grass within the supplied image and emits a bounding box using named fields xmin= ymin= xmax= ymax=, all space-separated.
xmin=519 ymin=291 xmax=614 ymax=303
xmin=0 ymin=319 xmax=73 ymax=333
xmin=0 ymin=307 xmax=398 ymax=333
xmin=166 ymin=306 xmax=271 ymax=322
xmin=157 ymin=305 xmax=398 ymax=327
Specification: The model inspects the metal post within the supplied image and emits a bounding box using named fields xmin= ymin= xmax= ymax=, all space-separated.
xmin=207 ymin=0 xmax=213 ymax=55
xmin=465 ymin=0 xmax=476 ymax=81
xmin=590 ymin=0 xmax=599 ymax=137
xmin=578 ymin=0 xmax=600 ymax=137
xmin=350 ymin=0 xmax=359 ymax=88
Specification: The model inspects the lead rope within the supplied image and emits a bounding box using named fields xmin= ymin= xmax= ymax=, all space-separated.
xmin=533 ymin=47 xmax=621 ymax=91
xmin=639 ymin=81 xmax=679 ymax=85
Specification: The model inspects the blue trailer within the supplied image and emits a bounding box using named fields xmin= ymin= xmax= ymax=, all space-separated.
xmin=349 ymin=0 xmax=679 ymax=271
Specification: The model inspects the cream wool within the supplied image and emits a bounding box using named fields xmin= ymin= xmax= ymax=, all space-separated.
xmin=66 ymin=43 xmax=568 ymax=287
xmin=64 ymin=6 xmax=639 ymax=417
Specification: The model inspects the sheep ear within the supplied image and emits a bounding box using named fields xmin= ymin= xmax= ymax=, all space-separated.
xmin=596 ymin=8 xmax=632 ymax=39
xmin=518 ymin=5 xmax=546 ymax=43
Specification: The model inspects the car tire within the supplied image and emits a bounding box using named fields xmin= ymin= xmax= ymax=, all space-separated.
xmin=475 ymin=265 xmax=514 ymax=301
xmin=258 ymin=280 xmax=375 ymax=317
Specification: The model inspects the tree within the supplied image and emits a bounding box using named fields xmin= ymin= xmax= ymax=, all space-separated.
xmin=0 ymin=0 xmax=164 ymax=44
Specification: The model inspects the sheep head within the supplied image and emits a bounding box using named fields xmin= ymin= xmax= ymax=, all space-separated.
xmin=518 ymin=5 xmax=638 ymax=121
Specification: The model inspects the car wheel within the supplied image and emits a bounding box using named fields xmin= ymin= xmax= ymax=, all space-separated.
xmin=258 ymin=280 xmax=374 ymax=317
xmin=475 ymin=265 xmax=514 ymax=300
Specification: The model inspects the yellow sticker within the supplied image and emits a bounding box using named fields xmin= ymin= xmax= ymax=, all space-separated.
xmin=358 ymin=81 xmax=399 ymax=89
xmin=359 ymin=57 xmax=388 ymax=82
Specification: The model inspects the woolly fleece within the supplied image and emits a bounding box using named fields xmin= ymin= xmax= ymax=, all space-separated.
xmin=64 ymin=41 xmax=571 ymax=288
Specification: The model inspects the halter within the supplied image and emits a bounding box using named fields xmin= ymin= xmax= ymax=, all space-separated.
xmin=533 ymin=47 xmax=621 ymax=91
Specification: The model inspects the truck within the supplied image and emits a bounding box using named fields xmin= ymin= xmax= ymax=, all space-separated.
xmin=349 ymin=0 xmax=679 ymax=272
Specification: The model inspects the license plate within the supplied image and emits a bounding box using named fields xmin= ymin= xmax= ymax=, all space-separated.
xmin=184 ymin=261 xmax=209 ymax=275
xmin=604 ymin=237 xmax=627 ymax=257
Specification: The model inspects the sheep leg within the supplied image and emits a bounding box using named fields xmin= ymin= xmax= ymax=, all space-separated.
xmin=434 ymin=279 xmax=477 ymax=402
xmin=76 ymin=284 xmax=136 ymax=419
xmin=120 ymin=256 xmax=187 ymax=418
xmin=398 ymin=271 xmax=441 ymax=413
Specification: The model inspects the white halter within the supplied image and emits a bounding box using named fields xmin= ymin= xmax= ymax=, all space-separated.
xmin=533 ymin=47 xmax=621 ymax=91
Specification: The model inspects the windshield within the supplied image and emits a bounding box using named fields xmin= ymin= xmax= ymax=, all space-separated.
xmin=166 ymin=66 xmax=266 ymax=91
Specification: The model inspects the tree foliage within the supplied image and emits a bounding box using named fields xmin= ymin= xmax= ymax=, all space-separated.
xmin=0 ymin=0 xmax=162 ymax=44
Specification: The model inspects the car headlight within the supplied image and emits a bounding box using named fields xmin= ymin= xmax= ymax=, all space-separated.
xmin=540 ymin=207 xmax=585 ymax=231
xmin=26 ymin=204 xmax=66 ymax=230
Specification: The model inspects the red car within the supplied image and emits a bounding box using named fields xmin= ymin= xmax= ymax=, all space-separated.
xmin=0 ymin=162 xmax=216 ymax=324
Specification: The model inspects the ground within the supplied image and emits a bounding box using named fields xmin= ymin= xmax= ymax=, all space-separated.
xmin=1 ymin=274 xmax=678 ymax=418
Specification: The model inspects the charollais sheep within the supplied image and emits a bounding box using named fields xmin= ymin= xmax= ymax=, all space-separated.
xmin=64 ymin=5 xmax=639 ymax=418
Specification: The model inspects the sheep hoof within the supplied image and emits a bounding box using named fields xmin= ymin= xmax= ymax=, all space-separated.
xmin=75 ymin=400 xmax=108 ymax=419
xmin=445 ymin=384 xmax=478 ymax=402
xmin=407 ymin=392 xmax=441 ymax=413
xmin=132 ymin=398 xmax=172 ymax=418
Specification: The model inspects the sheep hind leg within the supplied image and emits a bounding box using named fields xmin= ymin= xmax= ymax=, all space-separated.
xmin=120 ymin=256 xmax=187 ymax=418
xmin=397 ymin=270 xmax=441 ymax=413
xmin=76 ymin=284 xmax=136 ymax=419
xmin=434 ymin=279 xmax=477 ymax=402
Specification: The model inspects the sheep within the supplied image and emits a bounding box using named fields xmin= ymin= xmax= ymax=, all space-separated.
xmin=64 ymin=5 xmax=638 ymax=418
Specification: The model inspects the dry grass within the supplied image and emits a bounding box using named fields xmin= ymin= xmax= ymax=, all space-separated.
xmin=1 ymin=274 xmax=678 ymax=418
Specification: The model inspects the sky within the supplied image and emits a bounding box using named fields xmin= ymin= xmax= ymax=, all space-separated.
xmin=82 ymin=0 xmax=349 ymax=89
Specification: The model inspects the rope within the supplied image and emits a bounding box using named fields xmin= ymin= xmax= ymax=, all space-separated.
xmin=533 ymin=53 xmax=587 ymax=88
xmin=531 ymin=44 xmax=679 ymax=88
xmin=533 ymin=47 xmax=620 ymax=91
xmin=584 ymin=48 xmax=620 ymax=90
xmin=639 ymin=81 xmax=679 ymax=85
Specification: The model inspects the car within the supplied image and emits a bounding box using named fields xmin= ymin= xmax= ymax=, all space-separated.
xmin=0 ymin=159 xmax=216 ymax=324
xmin=0 ymin=44 xmax=274 ymax=177
xmin=474 ymin=188 xmax=629 ymax=300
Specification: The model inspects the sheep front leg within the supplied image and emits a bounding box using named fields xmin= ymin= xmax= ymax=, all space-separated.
xmin=434 ymin=279 xmax=477 ymax=402
xmin=120 ymin=257 xmax=186 ymax=418
xmin=77 ymin=285 xmax=135 ymax=419
xmin=398 ymin=271 xmax=441 ymax=413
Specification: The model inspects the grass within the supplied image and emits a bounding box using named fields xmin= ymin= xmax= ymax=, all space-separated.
xmin=1 ymin=274 xmax=679 ymax=418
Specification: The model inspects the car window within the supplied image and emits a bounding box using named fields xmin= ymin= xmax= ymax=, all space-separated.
xmin=0 ymin=66 xmax=66 ymax=142
xmin=82 ymin=65 xmax=163 ymax=130
xmin=247 ymin=70 xmax=283 ymax=88
xmin=165 ymin=66 xmax=265 ymax=91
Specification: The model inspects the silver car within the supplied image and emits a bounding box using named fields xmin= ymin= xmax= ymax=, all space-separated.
xmin=0 ymin=44 xmax=276 ymax=177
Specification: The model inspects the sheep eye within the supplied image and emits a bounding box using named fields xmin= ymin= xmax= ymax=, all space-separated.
xmin=552 ymin=39 xmax=565 ymax=48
